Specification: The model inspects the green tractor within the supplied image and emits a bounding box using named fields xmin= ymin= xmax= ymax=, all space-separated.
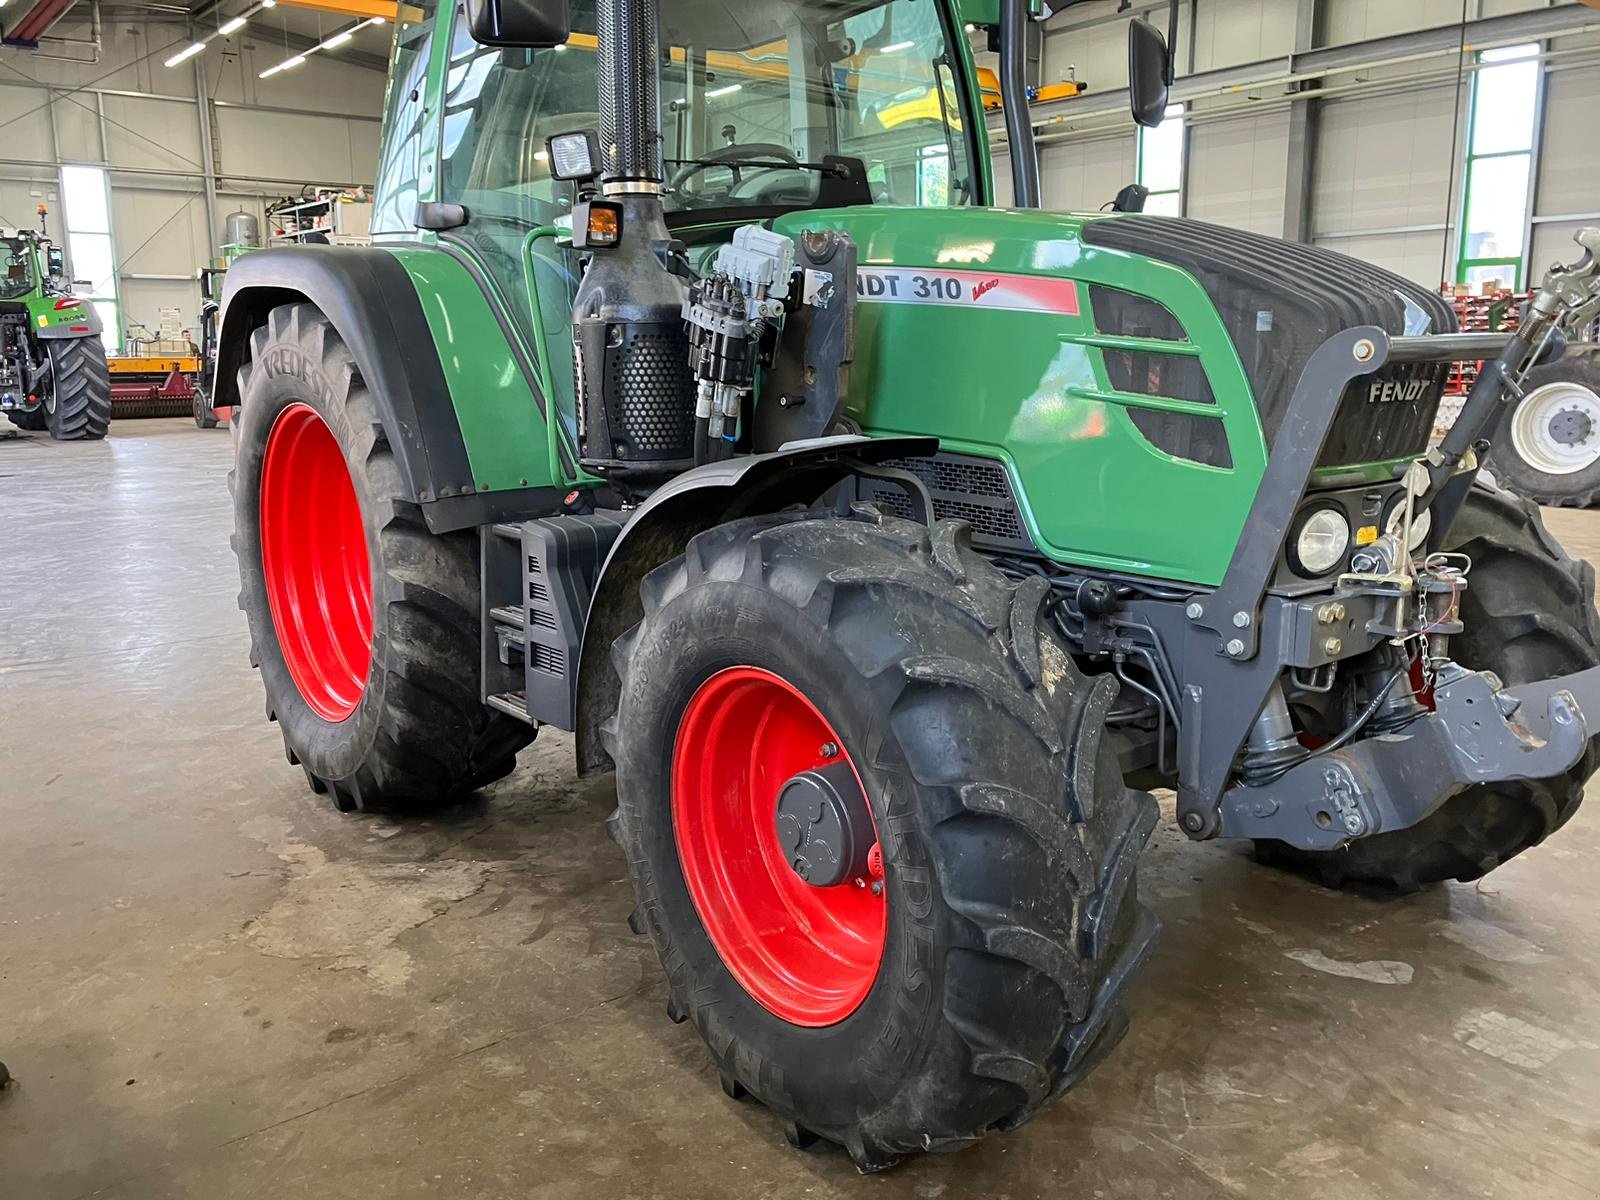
xmin=0 ymin=207 xmax=111 ymax=440
xmin=216 ymin=0 xmax=1600 ymax=1169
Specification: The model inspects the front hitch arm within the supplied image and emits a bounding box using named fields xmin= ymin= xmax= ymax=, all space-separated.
xmin=1217 ymin=665 xmax=1596 ymax=850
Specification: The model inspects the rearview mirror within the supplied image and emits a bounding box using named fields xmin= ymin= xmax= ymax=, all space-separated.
xmin=1128 ymin=19 xmax=1171 ymax=128
xmin=463 ymin=0 xmax=569 ymax=47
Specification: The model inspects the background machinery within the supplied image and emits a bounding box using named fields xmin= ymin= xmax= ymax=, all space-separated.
xmin=215 ymin=0 xmax=1600 ymax=1170
xmin=0 ymin=206 xmax=110 ymax=440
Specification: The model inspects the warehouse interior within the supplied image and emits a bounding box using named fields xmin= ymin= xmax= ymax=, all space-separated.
xmin=3 ymin=0 xmax=1600 ymax=1196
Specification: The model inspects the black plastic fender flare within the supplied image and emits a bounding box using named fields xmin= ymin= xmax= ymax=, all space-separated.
xmin=573 ymin=434 xmax=937 ymax=774
xmin=215 ymin=246 xmax=478 ymax=531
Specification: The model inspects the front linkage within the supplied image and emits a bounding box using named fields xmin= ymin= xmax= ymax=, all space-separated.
xmin=1110 ymin=231 xmax=1600 ymax=853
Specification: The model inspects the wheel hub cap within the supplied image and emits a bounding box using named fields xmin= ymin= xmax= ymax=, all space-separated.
xmin=1548 ymin=407 xmax=1594 ymax=447
xmin=259 ymin=402 xmax=374 ymax=722
xmin=1510 ymin=381 xmax=1600 ymax=475
xmin=774 ymin=760 xmax=874 ymax=888
xmin=671 ymin=666 xmax=886 ymax=1026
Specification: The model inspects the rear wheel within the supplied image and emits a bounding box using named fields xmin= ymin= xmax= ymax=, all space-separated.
xmin=1488 ymin=344 xmax=1600 ymax=507
xmin=231 ymin=302 xmax=532 ymax=810
xmin=608 ymin=508 xmax=1158 ymax=1169
xmin=1256 ymin=484 xmax=1600 ymax=889
xmin=42 ymin=336 xmax=111 ymax=441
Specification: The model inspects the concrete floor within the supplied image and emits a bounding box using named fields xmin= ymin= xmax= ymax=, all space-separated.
xmin=4 ymin=421 xmax=1600 ymax=1199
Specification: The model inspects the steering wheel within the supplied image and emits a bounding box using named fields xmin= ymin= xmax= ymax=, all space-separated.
xmin=667 ymin=142 xmax=801 ymax=194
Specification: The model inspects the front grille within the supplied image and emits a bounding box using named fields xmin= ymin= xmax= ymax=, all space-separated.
xmin=1083 ymin=215 xmax=1457 ymax=467
xmin=861 ymin=453 xmax=1032 ymax=551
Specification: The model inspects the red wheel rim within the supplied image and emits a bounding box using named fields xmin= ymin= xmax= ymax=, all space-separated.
xmin=671 ymin=667 xmax=886 ymax=1026
xmin=259 ymin=402 xmax=374 ymax=722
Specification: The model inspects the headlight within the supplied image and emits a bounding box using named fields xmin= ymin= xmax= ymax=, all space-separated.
xmin=1290 ymin=507 xmax=1351 ymax=576
xmin=1385 ymin=498 xmax=1432 ymax=552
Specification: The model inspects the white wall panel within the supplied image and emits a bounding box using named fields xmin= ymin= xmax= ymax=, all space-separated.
xmin=1536 ymin=63 xmax=1600 ymax=217
xmin=1038 ymin=135 xmax=1135 ymax=214
xmin=1311 ymin=86 xmax=1461 ymax=235
xmin=0 ymin=82 xmax=58 ymax=163
xmin=213 ymin=108 xmax=377 ymax=186
xmin=1314 ymin=229 xmax=1453 ymax=287
xmin=1322 ymin=0 xmax=1471 ymax=46
xmin=0 ymin=171 xmax=60 ymax=234
xmin=1192 ymin=0 xmax=1299 ymax=71
xmin=1185 ymin=112 xmax=1290 ymax=234
xmin=1531 ymin=220 xmax=1595 ymax=278
xmin=105 ymin=97 xmax=206 ymax=175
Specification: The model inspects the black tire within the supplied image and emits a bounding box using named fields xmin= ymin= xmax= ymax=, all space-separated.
xmin=608 ymin=507 xmax=1158 ymax=1169
xmin=1487 ymin=344 xmax=1600 ymax=507
xmin=42 ymin=336 xmax=111 ymax=440
xmin=194 ymin=384 xmax=219 ymax=429
xmin=230 ymin=302 xmax=532 ymax=811
xmin=1257 ymin=483 xmax=1600 ymax=890
xmin=8 ymin=404 xmax=46 ymax=431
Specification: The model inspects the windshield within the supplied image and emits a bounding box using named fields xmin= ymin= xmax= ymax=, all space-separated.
xmin=0 ymin=238 xmax=34 ymax=301
xmin=438 ymin=0 xmax=977 ymax=233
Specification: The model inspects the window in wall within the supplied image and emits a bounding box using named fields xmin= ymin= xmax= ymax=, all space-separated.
xmin=1457 ymin=43 xmax=1539 ymax=290
xmin=1137 ymin=103 xmax=1184 ymax=216
xmin=59 ymin=164 xmax=119 ymax=352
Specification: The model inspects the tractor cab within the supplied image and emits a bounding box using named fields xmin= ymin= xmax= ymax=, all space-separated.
xmin=0 ymin=235 xmax=38 ymax=302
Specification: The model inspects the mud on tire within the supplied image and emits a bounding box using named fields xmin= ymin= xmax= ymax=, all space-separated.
xmin=1258 ymin=483 xmax=1600 ymax=889
xmin=607 ymin=506 xmax=1158 ymax=1169
xmin=230 ymin=302 xmax=532 ymax=810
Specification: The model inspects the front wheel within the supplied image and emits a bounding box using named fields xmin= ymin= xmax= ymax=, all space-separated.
xmin=42 ymin=336 xmax=111 ymax=441
xmin=608 ymin=508 xmax=1158 ymax=1169
xmin=230 ymin=302 xmax=532 ymax=810
xmin=1257 ymin=484 xmax=1600 ymax=889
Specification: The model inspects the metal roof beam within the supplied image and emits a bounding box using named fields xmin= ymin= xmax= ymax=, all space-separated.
xmin=993 ymin=1 xmax=1600 ymax=133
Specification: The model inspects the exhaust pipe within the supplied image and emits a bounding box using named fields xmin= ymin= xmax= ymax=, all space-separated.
xmin=570 ymin=0 xmax=695 ymax=493
xmin=597 ymin=0 xmax=664 ymax=190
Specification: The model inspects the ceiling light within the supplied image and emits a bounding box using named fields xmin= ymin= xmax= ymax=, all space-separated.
xmin=218 ymin=15 xmax=246 ymax=35
xmin=259 ymin=53 xmax=305 ymax=78
xmin=260 ymin=0 xmax=274 ymax=6
xmin=882 ymin=39 xmax=914 ymax=53
xmin=321 ymin=29 xmax=353 ymax=48
xmin=164 ymin=41 xmax=206 ymax=67
xmin=367 ymin=15 xmax=385 ymax=23
xmin=706 ymin=83 xmax=741 ymax=98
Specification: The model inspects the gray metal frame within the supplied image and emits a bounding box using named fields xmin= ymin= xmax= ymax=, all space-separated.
xmin=1167 ymin=323 xmax=1538 ymax=841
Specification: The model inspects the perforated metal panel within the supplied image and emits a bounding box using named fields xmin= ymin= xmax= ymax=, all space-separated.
xmin=609 ymin=328 xmax=694 ymax=457
xmin=860 ymin=453 xmax=1033 ymax=552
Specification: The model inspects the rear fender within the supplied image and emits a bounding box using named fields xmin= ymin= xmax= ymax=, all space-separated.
xmin=215 ymin=247 xmax=489 ymax=533
xmin=573 ymin=435 xmax=937 ymax=774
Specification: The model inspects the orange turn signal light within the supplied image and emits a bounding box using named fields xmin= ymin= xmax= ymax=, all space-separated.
xmin=572 ymin=200 xmax=622 ymax=249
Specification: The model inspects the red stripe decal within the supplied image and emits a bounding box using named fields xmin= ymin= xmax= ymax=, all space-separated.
xmin=856 ymin=267 xmax=1079 ymax=315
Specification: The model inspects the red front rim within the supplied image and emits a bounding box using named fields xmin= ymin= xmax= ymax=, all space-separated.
xmin=259 ymin=402 xmax=374 ymax=722
xmin=671 ymin=667 xmax=886 ymax=1027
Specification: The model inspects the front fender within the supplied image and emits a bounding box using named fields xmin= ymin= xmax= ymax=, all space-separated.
xmin=573 ymin=435 xmax=937 ymax=774
xmin=215 ymin=246 xmax=487 ymax=532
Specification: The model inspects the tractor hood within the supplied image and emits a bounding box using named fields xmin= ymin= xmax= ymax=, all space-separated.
xmin=769 ymin=205 xmax=1450 ymax=585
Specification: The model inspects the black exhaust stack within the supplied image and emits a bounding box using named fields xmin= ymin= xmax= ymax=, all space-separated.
xmin=571 ymin=0 xmax=695 ymax=493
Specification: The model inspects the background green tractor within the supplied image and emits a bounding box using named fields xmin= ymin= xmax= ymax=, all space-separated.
xmin=215 ymin=0 xmax=1600 ymax=1170
xmin=0 ymin=207 xmax=111 ymax=441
